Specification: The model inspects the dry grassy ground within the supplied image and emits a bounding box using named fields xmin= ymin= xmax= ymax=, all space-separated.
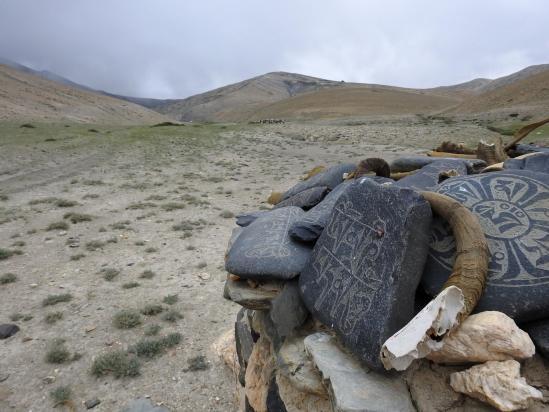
xmin=0 ymin=117 xmax=544 ymax=411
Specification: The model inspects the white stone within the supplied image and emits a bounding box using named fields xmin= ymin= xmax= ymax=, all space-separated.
xmin=428 ymin=311 xmax=535 ymax=364
xmin=381 ymin=286 xmax=465 ymax=371
xmin=305 ymin=332 xmax=415 ymax=412
xmin=450 ymin=360 xmax=543 ymax=411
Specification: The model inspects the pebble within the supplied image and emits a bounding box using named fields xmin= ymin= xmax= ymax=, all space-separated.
xmin=84 ymin=398 xmax=101 ymax=409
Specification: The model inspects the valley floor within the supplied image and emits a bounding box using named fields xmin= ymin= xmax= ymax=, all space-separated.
xmin=0 ymin=117 xmax=534 ymax=411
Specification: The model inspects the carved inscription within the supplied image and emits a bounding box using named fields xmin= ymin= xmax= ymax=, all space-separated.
xmin=243 ymin=208 xmax=300 ymax=259
xmin=429 ymin=174 xmax=549 ymax=287
xmin=310 ymin=199 xmax=387 ymax=338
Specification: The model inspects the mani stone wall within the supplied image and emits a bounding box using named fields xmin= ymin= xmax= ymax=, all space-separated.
xmin=219 ymin=153 xmax=549 ymax=412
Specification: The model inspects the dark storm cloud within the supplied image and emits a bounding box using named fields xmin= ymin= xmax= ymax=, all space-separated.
xmin=0 ymin=0 xmax=548 ymax=98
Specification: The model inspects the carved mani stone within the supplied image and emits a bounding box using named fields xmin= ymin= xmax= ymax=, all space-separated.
xmin=299 ymin=178 xmax=432 ymax=371
xmin=226 ymin=206 xmax=314 ymax=281
xmin=395 ymin=159 xmax=468 ymax=191
xmin=503 ymin=152 xmax=549 ymax=174
xmin=274 ymin=186 xmax=329 ymax=210
xmin=282 ymin=163 xmax=356 ymax=200
xmin=390 ymin=156 xmax=486 ymax=174
xmin=237 ymin=211 xmax=269 ymax=227
xmin=422 ymin=170 xmax=549 ymax=322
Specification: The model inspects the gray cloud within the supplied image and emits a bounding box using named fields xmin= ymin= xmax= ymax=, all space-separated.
xmin=0 ymin=0 xmax=548 ymax=98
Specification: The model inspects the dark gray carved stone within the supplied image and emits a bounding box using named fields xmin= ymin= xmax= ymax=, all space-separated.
xmin=269 ymin=280 xmax=308 ymax=338
xmin=513 ymin=144 xmax=549 ymax=156
xmin=504 ymin=153 xmax=549 ymax=174
xmin=237 ymin=211 xmax=268 ymax=227
xmin=282 ymin=163 xmax=356 ymax=200
xmin=274 ymin=186 xmax=329 ymax=210
xmin=395 ymin=159 xmax=468 ymax=191
xmin=225 ymin=207 xmax=313 ymax=280
xmin=390 ymin=156 xmax=486 ymax=174
xmin=223 ymin=278 xmax=283 ymax=310
xmin=299 ymin=179 xmax=432 ymax=371
xmin=523 ymin=318 xmax=549 ymax=359
xmin=235 ymin=308 xmax=255 ymax=385
xmin=289 ymin=182 xmax=352 ymax=242
xmin=422 ymin=170 xmax=549 ymax=322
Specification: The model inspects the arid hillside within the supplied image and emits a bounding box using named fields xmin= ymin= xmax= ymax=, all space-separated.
xmin=248 ymin=85 xmax=460 ymax=120
xmin=154 ymin=71 xmax=344 ymax=122
xmin=0 ymin=64 xmax=171 ymax=124
xmin=447 ymin=67 xmax=549 ymax=116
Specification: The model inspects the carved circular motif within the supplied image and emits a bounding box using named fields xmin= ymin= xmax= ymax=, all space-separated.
xmin=429 ymin=173 xmax=549 ymax=287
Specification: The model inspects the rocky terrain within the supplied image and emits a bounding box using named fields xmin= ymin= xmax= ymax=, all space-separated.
xmin=2 ymin=117 xmax=540 ymax=411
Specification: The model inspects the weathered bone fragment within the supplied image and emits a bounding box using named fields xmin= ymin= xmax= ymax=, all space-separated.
xmin=380 ymin=285 xmax=465 ymax=371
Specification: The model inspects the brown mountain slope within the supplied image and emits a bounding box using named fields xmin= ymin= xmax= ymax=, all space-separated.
xmin=448 ymin=68 xmax=549 ymax=115
xmin=156 ymin=72 xmax=344 ymax=122
xmin=248 ymin=85 xmax=460 ymax=121
xmin=0 ymin=64 xmax=170 ymax=124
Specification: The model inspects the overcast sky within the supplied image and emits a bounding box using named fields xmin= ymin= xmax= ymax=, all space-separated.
xmin=0 ymin=0 xmax=548 ymax=99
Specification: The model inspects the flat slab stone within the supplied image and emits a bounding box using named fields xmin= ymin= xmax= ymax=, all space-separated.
xmin=274 ymin=186 xmax=329 ymax=210
xmin=282 ymin=163 xmax=356 ymax=200
xmin=504 ymin=152 xmax=549 ymax=174
xmin=236 ymin=308 xmax=256 ymax=385
xmin=226 ymin=207 xmax=313 ymax=281
xmin=299 ymin=179 xmax=432 ymax=370
xmin=269 ymin=280 xmax=308 ymax=338
xmin=224 ymin=278 xmax=283 ymax=310
xmin=523 ymin=318 xmax=549 ymax=359
xmin=289 ymin=182 xmax=352 ymax=242
xmin=422 ymin=170 xmax=549 ymax=322
xmin=304 ymin=333 xmax=415 ymax=412
xmin=390 ymin=156 xmax=486 ymax=174
xmin=395 ymin=159 xmax=468 ymax=191
xmin=237 ymin=211 xmax=269 ymax=227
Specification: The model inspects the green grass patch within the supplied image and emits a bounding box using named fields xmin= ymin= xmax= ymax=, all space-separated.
xmin=162 ymin=309 xmax=183 ymax=323
xmin=0 ymin=248 xmax=22 ymax=260
xmin=45 ymin=339 xmax=71 ymax=363
xmin=70 ymin=253 xmax=86 ymax=261
xmin=100 ymin=268 xmax=120 ymax=281
xmin=42 ymin=293 xmax=73 ymax=306
xmin=50 ymin=385 xmax=72 ymax=408
xmin=44 ymin=311 xmax=63 ymax=324
xmin=113 ymin=309 xmax=142 ymax=329
xmin=140 ymin=304 xmax=164 ymax=316
xmin=0 ymin=272 xmax=17 ymax=284
xmin=122 ymin=281 xmax=140 ymax=289
xmin=162 ymin=294 xmax=179 ymax=305
xmin=90 ymin=350 xmax=140 ymax=378
xmin=144 ymin=324 xmax=162 ymax=336
xmin=47 ymin=221 xmax=69 ymax=231
xmin=128 ymin=333 xmax=182 ymax=358
xmin=140 ymin=270 xmax=156 ymax=279
xmin=85 ymin=240 xmax=106 ymax=251
xmin=161 ymin=202 xmax=186 ymax=211
xmin=64 ymin=212 xmax=93 ymax=223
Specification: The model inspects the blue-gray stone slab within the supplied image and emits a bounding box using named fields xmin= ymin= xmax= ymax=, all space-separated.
xmin=390 ymin=156 xmax=486 ymax=174
xmin=395 ymin=159 xmax=468 ymax=191
xmin=282 ymin=163 xmax=356 ymax=200
xmin=274 ymin=186 xmax=329 ymax=210
xmin=504 ymin=153 xmax=549 ymax=174
xmin=226 ymin=206 xmax=313 ymax=280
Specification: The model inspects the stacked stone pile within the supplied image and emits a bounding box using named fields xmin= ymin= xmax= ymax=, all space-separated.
xmin=219 ymin=151 xmax=549 ymax=412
